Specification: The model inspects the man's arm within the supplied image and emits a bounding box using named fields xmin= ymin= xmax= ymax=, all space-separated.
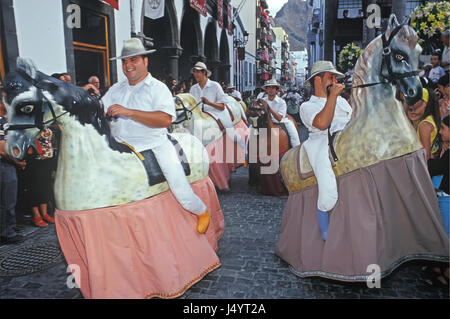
xmin=201 ymin=97 xmax=225 ymax=111
xmin=106 ymin=104 xmax=173 ymax=128
xmin=312 ymin=84 xmax=345 ymax=130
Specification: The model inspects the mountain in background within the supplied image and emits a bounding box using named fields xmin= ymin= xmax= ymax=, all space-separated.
xmin=273 ymin=0 xmax=313 ymax=51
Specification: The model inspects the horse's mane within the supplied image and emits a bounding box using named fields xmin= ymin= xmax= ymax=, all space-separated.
xmin=37 ymin=73 xmax=131 ymax=153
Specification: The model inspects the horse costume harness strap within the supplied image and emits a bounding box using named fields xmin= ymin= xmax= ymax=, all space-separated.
xmin=5 ymin=69 xmax=69 ymax=132
xmin=120 ymin=135 xmax=191 ymax=187
xmin=342 ymin=23 xmax=419 ymax=92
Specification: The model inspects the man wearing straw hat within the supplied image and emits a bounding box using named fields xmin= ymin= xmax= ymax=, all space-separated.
xmin=189 ymin=62 xmax=246 ymax=149
xmin=300 ymin=61 xmax=352 ymax=241
xmin=227 ymin=84 xmax=242 ymax=102
xmin=101 ymin=38 xmax=210 ymax=234
xmin=258 ymin=78 xmax=300 ymax=148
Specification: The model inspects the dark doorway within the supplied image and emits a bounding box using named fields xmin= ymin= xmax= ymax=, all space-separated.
xmin=204 ymin=22 xmax=219 ymax=81
xmin=219 ymin=29 xmax=230 ymax=85
xmin=179 ymin=4 xmax=202 ymax=82
xmin=143 ymin=3 xmax=177 ymax=83
xmin=72 ymin=7 xmax=110 ymax=90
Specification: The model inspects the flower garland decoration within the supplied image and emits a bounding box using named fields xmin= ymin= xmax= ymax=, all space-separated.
xmin=338 ymin=42 xmax=363 ymax=73
xmin=410 ymin=1 xmax=450 ymax=54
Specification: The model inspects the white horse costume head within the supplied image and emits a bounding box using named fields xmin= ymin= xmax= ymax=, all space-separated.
xmin=3 ymin=58 xmax=209 ymax=210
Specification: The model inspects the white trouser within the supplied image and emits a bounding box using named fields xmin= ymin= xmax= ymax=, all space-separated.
xmin=152 ymin=139 xmax=207 ymax=215
xmin=216 ymin=110 xmax=246 ymax=149
xmin=281 ymin=119 xmax=300 ymax=147
xmin=303 ymin=132 xmax=338 ymax=212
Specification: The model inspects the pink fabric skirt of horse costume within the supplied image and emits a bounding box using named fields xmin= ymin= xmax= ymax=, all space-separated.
xmin=206 ymin=120 xmax=249 ymax=190
xmin=275 ymin=150 xmax=449 ymax=282
xmin=55 ymin=177 xmax=224 ymax=299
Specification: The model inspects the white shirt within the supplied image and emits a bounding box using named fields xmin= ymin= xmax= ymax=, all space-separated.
xmin=429 ymin=66 xmax=445 ymax=83
xmin=101 ymin=73 xmax=176 ymax=152
xmin=300 ymin=95 xmax=352 ymax=135
xmin=189 ymin=79 xmax=228 ymax=119
xmin=262 ymin=94 xmax=288 ymax=124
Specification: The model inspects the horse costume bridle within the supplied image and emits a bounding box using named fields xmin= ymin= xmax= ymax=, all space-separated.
xmin=337 ymin=21 xmax=419 ymax=92
xmin=4 ymin=68 xmax=69 ymax=132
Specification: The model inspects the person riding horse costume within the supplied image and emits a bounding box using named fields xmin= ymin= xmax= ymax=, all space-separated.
xmin=2 ymin=39 xmax=225 ymax=298
xmin=276 ymin=15 xmax=449 ymax=282
xmin=300 ymin=61 xmax=352 ymax=241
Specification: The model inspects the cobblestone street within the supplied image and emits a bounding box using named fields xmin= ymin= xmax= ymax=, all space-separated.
xmin=0 ymin=167 xmax=448 ymax=299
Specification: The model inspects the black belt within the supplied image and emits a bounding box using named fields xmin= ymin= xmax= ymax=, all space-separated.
xmin=328 ymin=129 xmax=338 ymax=162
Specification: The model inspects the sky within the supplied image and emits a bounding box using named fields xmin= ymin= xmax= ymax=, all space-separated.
xmin=266 ymin=0 xmax=289 ymax=16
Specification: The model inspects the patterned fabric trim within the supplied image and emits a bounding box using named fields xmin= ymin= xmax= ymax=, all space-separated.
xmin=288 ymin=254 xmax=449 ymax=282
xmin=144 ymin=261 xmax=221 ymax=299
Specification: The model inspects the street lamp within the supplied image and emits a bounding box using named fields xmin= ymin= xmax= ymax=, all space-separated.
xmin=234 ymin=31 xmax=249 ymax=48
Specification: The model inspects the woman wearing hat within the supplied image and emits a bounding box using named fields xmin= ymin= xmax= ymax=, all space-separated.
xmin=258 ymin=79 xmax=300 ymax=148
xmin=189 ymin=62 xmax=246 ymax=149
xmin=102 ymin=38 xmax=210 ymax=234
xmin=299 ymin=61 xmax=353 ymax=241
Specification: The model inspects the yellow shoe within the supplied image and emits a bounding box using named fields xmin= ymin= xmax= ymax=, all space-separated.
xmin=197 ymin=210 xmax=210 ymax=234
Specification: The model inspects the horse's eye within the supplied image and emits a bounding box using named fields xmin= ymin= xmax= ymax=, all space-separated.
xmin=20 ymin=105 xmax=34 ymax=113
xmin=395 ymin=53 xmax=404 ymax=61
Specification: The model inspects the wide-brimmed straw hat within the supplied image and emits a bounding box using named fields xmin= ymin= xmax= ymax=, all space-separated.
xmin=110 ymin=38 xmax=156 ymax=61
xmin=304 ymin=61 xmax=345 ymax=86
xmin=261 ymin=78 xmax=281 ymax=89
xmin=191 ymin=62 xmax=212 ymax=78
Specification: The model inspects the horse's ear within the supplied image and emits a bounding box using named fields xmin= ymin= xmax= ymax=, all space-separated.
xmin=16 ymin=57 xmax=38 ymax=80
xmin=386 ymin=14 xmax=400 ymax=36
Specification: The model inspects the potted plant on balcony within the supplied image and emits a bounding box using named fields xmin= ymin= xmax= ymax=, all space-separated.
xmin=410 ymin=1 xmax=450 ymax=62
xmin=337 ymin=42 xmax=363 ymax=73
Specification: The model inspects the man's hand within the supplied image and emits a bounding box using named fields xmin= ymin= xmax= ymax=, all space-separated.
xmin=328 ymin=83 xmax=345 ymax=97
xmin=82 ymin=84 xmax=100 ymax=95
xmin=257 ymin=99 xmax=269 ymax=111
xmin=201 ymin=97 xmax=212 ymax=105
xmin=107 ymin=104 xmax=133 ymax=118
xmin=16 ymin=160 xmax=26 ymax=170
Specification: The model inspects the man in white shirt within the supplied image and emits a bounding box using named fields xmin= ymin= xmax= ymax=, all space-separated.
xmin=189 ymin=62 xmax=246 ymax=149
xmin=429 ymin=53 xmax=446 ymax=84
xmin=227 ymin=84 xmax=247 ymax=124
xmin=300 ymin=61 xmax=352 ymax=241
xmin=102 ymin=38 xmax=210 ymax=234
xmin=227 ymin=84 xmax=242 ymax=102
xmin=258 ymin=79 xmax=300 ymax=148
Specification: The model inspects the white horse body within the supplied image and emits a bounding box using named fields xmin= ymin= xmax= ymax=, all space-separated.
xmin=54 ymin=112 xmax=209 ymax=211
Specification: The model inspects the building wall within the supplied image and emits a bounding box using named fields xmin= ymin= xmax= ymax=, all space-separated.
xmin=272 ymin=27 xmax=287 ymax=81
xmin=114 ymin=0 xmax=131 ymax=82
xmin=13 ymin=0 xmax=67 ymax=75
xmin=239 ymin=0 xmax=256 ymax=57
